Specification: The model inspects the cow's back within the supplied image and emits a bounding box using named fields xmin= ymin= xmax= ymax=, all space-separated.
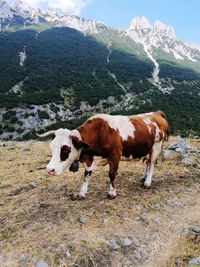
xmin=78 ymin=111 xmax=169 ymax=160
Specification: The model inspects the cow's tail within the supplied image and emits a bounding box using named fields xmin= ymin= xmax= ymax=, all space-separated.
xmin=157 ymin=110 xmax=170 ymax=141
xmin=165 ymin=124 xmax=170 ymax=142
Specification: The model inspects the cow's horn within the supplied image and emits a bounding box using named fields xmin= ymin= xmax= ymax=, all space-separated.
xmin=36 ymin=130 xmax=55 ymax=137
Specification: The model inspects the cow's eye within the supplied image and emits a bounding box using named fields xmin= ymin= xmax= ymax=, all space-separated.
xmin=60 ymin=145 xmax=71 ymax=161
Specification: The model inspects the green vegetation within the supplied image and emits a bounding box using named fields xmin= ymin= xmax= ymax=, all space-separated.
xmin=0 ymin=26 xmax=200 ymax=138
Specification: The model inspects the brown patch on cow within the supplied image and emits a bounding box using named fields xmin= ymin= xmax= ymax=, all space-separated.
xmin=123 ymin=117 xmax=154 ymax=159
xmin=70 ymin=136 xmax=89 ymax=150
xmin=77 ymin=118 xmax=122 ymax=161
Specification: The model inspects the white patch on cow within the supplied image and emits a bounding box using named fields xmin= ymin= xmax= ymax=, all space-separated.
xmin=46 ymin=128 xmax=81 ymax=175
xmin=143 ymin=118 xmax=152 ymax=134
xmin=108 ymin=184 xmax=117 ymax=197
xmin=90 ymin=114 xmax=135 ymax=141
xmin=71 ymin=129 xmax=82 ymax=140
xmin=143 ymin=161 xmax=151 ymax=180
xmin=136 ymin=112 xmax=153 ymax=118
xmin=78 ymin=175 xmax=90 ymax=198
xmin=83 ymin=160 xmax=97 ymax=172
xmin=78 ymin=160 xmax=97 ymax=198
xmin=152 ymin=122 xmax=161 ymax=142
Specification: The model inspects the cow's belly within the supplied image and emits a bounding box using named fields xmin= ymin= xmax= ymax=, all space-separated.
xmin=93 ymin=155 xmax=147 ymax=167
xmin=122 ymin=140 xmax=153 ymax=159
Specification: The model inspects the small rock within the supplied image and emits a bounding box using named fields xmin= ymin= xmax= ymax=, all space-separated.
xmin=153 ymin=203 xmax=161 ymax=209
xmin=30 ymin=181 xmax=37 ymax=188
xmin=162 ymin=149 xmax=174 ymax=159
xmin=3 ymin=141 xmax=16 ymax=147
xmin=188 ymin=256 xmax=200 ymax=265
xmin=65 ymin=250 xmax=71 ymax=258
xmin=175 ymin=147 xmax=185 ymax=153
xmin=192 ymin=225 xmax=200 ymax=233
xmin=139 ymin=245 xmax=150 ymax=260
xmin=21 ymin=147 xmax=31 ymax=152
xmin=36 ymin=259 xmax=49 ymax=267
xmin=196 ymin=235 xmax=200 ymax=243
xmin=153 ymin=217 xmax=161 ymax=225
xmin=123 ymin=237 xmax=132 ymax=247
xmin=64 ymin=191 xmax=74 ymax=198
xmin=181 ymin=157 xmax=193 ymax=166
xmin=144 ymin=234 xmax=156 ymax=242
xmin=78 ymin=216 xmax=87 ymax=224
xmin=110 ymin=240 xmax=121 ymax=250
xmin=182 ymin=228 xmax=190 ymax=237
xmin=11 ymin=239 xmax=19 ymax=245
xmin=131 ymin=236 xmax=140 ymax=247
xmin=12 ymin=253 xmax=26 ymax=262
xmin=175 ymin=258 xmax=184 ymax=265
xmin=53 ymin=185 xmax=62 ymax=192
xmin=58 ymin=243 xmax=65 ymax=249
xmin=103 ymin=218 xmax=109 ymax=225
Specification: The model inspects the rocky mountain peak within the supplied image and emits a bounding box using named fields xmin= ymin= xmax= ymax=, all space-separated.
xmin=129 ymin=16 xmax=152 ymax=30
xmin=154 ymin=20 xmax=176 ymax=39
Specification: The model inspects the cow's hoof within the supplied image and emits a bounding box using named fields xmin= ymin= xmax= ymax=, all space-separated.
xmin=77 ymin=194 xmax=86 ymax=200
xmin=107 ymin=193 xmax=117 ymax=200
xmin=143 ymin=183 xmax=151 ymax=189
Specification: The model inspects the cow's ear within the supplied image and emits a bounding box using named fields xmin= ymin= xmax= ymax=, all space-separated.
xmin=70 ymin=136 xmax=89 ymax=150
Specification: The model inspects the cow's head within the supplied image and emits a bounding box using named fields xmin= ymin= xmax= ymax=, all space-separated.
xmin=37 ymin=128 xmax=88 ymax=176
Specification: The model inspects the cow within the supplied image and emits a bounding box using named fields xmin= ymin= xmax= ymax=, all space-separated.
xmin=38 ymin=110 xmax=169 ymax=199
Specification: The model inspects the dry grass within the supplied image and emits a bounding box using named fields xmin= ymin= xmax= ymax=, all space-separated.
xmin=0 ymin=137 xmax=200 ymax=267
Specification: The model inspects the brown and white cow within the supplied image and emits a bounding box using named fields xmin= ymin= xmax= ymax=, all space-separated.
xmin=38 ymin=110 xmax=169 ymax=199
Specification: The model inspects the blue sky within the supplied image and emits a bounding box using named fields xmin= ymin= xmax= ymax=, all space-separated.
xmin=81 ymin=0 xmax=200 ymax=44
xmin=10 ymin=0 xmax=200 ymax=44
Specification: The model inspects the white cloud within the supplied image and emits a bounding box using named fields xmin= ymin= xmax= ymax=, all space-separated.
xmin=22 ymin=0 xmax=93 ymax=15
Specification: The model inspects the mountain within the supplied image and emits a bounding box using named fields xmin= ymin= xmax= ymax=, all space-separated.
xmin=0 ymin=0 xmax=200 ymax=139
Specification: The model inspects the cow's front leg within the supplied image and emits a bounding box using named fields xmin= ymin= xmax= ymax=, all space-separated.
xmin=78 ymin=170 xmax=92 ymax=199
xmin=107 ymin=158 xmax=120 ymax=199
xmin=78 ymin=160 xmax=96 ymax=199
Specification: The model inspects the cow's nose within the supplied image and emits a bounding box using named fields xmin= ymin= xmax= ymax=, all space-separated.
xmin=47 ymin=167 xmax=55 ymax=175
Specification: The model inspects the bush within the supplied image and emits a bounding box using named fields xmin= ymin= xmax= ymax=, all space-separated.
xmin=38 ymin=110 xmax=50 ymax=119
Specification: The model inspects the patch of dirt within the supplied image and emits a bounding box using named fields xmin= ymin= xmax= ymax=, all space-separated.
xmin=0 ymin=138 xmax=200 ymax=267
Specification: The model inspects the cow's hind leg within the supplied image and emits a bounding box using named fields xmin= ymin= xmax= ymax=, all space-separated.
xmin=142 ymin=161 xmax=151 ymax=181
xmin=144 ymin=141 xmax=163 ymax=188
xmin=107 ymin=158 xmax=120 ymax=199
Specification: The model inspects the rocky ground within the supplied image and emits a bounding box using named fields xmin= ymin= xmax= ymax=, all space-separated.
xmin=0 ymin=137 xmax=200 ymax=267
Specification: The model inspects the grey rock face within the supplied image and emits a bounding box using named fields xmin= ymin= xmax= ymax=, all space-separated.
xmin=188 ymin=256 xmax=200 ymax=265
xmin=182 ymin=228 xmax=190 ymax=237
xmin=36 ymin=259 xmax=49 ymax=267
xmin=163 ymin=149 xmax=174 ymax=159
xmin=168 ymin=138 xmax=188 ymax=151
xmin=181 ymin=157 xmax=193 ymax=166
xmin=192 ymin=225 xmax=200 ymax=233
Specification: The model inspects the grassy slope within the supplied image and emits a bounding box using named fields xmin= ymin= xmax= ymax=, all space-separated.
xmin=0 ymin=137 xmax=200 ymax=266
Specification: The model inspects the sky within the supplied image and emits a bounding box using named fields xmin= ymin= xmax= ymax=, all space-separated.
xmin=9 ymin=0 xmax=200 ymax=44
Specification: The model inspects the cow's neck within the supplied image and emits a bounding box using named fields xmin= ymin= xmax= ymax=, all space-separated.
xmin=76 ymin=124 xmax=98 ymax=161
